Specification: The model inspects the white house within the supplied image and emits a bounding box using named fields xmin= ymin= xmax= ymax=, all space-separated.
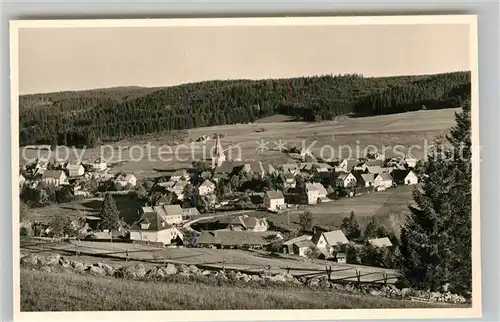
xmin=305 ymin=182 xmax=329 ymax=204
xmin=198 ymin=179 xmax=216 ymax=196
xmin=311 ymin=230 xmax=350 ymax=255
xmin=139 ymin=204 xmax=184 ymax=226
xmin=65 ymin=162 xmax=85 ymax=177
xmin=114 ymin=173 xmax=137 ymax=190
xmin=339 ymin=159 xmax=359 ymax=172
xmin=170 ymin=180 xmax=188 ymax=200
xmin=41 ymin=170 xmax=68 ymax=186
xmin=91 ymin=158 xmax=108 ymax=171
xmin=264 ymin=190 xmax=285 ymax=211
xmin=130 ymin=211 xmax=184 ymax=245
xmin=280 ymin=172 xmax=296 ymax=189
xmin=374 ymin=173 xmax=393 ymax=190
xmin=354 ymin=173 xmax=375 ymax=188
xmin=293 ymin=239 xmax=316 ymax=257
xmin=335 ymin=172 xmax=357 ymax=188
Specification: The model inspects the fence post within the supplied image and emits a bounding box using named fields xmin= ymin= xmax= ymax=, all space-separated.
xmin=126 ymin=250 xmax=129 ymax=262
xmin=287 ymin=267 xmax=290 ymax=274
xmin=383 ymin=273 xmax=388 ymax=286
xmin=75 ymin=244 xmax=80 ymax=256
xmin=326 ymin=265 xmax=332 ymax=282
xmin=356 ymin=270 xmax=361 ymax=288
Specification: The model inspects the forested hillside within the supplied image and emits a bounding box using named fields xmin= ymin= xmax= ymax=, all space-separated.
xmin=19 ymin=72 xmax=470 ymax=147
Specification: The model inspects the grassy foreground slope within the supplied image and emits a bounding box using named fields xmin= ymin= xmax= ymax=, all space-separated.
xmin=21 ymin=269 xmax=455 ymax=311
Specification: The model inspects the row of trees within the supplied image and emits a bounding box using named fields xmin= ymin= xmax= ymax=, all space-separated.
xmin=19 ymin=72 xmax=470 ymax=147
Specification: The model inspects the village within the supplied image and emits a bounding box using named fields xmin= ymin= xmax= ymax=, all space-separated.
xmin=19 ymin=131 xmax=422 ymax=270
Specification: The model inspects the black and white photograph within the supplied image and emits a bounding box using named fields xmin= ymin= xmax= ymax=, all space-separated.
xmin=10 ymin=15 xmax=480 ymax=321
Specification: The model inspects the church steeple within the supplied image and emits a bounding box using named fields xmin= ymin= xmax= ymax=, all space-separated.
xmin=212 ymin=133 xmax=226 ymax=168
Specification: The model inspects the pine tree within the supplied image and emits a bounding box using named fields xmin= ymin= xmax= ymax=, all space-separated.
xmin=398 ymin=144 xmax=455 ymax=291
xmin=363 ymin=217 xmax=379 ymax=240
xmin=99 ymin=193 xmax=121 ymax=231
xmin=341 ymin=211 xmax=361 ymax=240
xmin=445 ymin=100 xmax=472 ymax=293
xmin=398 ymin=99 xmax=471 ymax=294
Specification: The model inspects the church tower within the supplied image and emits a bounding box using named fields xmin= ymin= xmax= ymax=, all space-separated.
xmin=212 ymin=134 xmax=226 ymax=168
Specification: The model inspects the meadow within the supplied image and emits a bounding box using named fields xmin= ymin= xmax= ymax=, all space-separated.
xmin=267 ymin=185 xmax=415 ymax=234
xmin=20 ymin=268 xmax=457 ymax=311
xmin=19 ymin=108 xmax=459 ymax=179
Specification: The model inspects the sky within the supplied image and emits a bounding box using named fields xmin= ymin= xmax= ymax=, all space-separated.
xmin=18 ymin=23 xmax=471 ymax=95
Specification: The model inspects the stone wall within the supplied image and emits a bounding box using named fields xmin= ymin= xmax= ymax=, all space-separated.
xmin=20 ymin=253 xmax=467 ymax=305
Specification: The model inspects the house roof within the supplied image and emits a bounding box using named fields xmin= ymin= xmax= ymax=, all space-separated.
xmin=391 ymin=169 xmax=413 ymax=182
xmin=360 ymin=173 xmax=375 ymax=184
xmin=265 ymin=190 xmax=284 ymax=199
xmin=172 ymin=180 xmax=188 ymax=190
xmin=365 ymin=159 xmax=384 ymax=167
xmin=66 ymin=163 xmax=83 ymax=170
xmin=342 ymin=159 xmax=359 ymax=170
xmin=294 ymin=239 xmax=316 ymax=248
xmin=41 ymin=170 xmax=64 ymax=179
xmin=366 ymin=166 xmax=383 ymax=174
xmin=214 ymin=161 xmax=242 ymax=174
xmin=181 ymin=207 xmax=201 ymax=217
xmin=228 ymin=215 xmax=267 ymax=230
xmin=281 ymin=163 xmax=298 ymax=171
xmin=130 ymin=211 xmax=174 ymax=232
xmin=368 ymin=237 xmax=393 ymax=247
xmin=376 ymin=173 xmax=393 ymax=181
xmin=323 ymin=230 xmax=350 ymax=246
xmin=142 ymin=204 xmax=183 ymax=219
xmin=196 ymin=230 xmax=281 ymax=246
xmin=282 ymin=234 xmax=312 ymax=246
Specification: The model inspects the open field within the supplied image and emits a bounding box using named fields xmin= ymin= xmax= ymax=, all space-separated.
xmin=20 ymin=268 xmax=459 ymax=311
xmin=21 ymin=239 xmax=396 ymax=282
xmin=22 ymin=195 xmax=142 ymax=225
xmin=266 ymin=185 xmax=415 ymax=234
xmin=19 ymin=109 xmax=459 ymax=179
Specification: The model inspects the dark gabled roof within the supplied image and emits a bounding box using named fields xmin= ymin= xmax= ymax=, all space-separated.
xmin=391 ymin=169 xmax=411 ymax=182
xmin=311 ymin=231 xmax=324 ymax=245
xmin=265 ymin=190 xmax=284 ymax=199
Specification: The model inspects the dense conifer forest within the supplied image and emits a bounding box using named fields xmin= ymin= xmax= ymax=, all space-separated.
xmin=19 ymin=72 xmax=470 ymax=147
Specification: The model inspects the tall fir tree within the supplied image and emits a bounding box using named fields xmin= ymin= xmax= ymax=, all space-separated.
xmin=398 ymin=100 xmax=472 ymax=294
xmin=99 ymin=193 xmax=121 ymax=231
xmin=398 ymin=142 xmax=455 ymax=291
xmin=445 ymin=100 xmax=472 ymax=293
